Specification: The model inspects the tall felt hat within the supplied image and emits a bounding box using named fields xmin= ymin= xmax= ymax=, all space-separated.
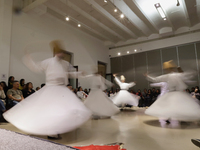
xmin=120 ymin=75 xmax=126 ymax=81
xmin=163 ymin=60 xmax=177 ymax=69
xmin=49 ymin=40 xmax=66 ymax=54
xmin=91 ymin=65 xmax=98 ymax=74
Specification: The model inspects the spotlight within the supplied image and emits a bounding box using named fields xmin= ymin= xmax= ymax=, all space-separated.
xmin=163 ymin=17 xmax=167 ymax=20
xmin=127 ymin=51 xmax=129 ymax=54
xmin=65 ymin=17 xmax=69 ymax=21
xmin=104 ymin=0 xmax=107 ymax=3
xmin=114 ymin=8 xmax=117 ymax=12
xmin=78 ymin=24 xmax=81 ymax=27
xmin=120 ymin=14 xmax=124 ymax=18
xmin=134 ymin=49 xmax=137 ymax=52
xmin=118 ymin=52 xmax=121 ymax=56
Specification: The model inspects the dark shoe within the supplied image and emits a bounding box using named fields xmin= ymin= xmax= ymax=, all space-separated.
xmin=166 ymin=120 xmax=170 ymax=124
xmin=191 ymin=139 xmax=200 ymax=148
xmin=47 ymin=135 xmax=62 ymax=140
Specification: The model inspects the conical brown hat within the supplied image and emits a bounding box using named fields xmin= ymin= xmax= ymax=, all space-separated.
xmin=163 ymin=60 xmax=177 ymax=69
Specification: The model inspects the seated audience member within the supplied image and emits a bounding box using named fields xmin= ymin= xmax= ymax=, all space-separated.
xmin=155 ymin=89 xmax=160 ymax=98
xmin=8 ymin=76 xmax=15 ymax=89
xmin=23 ymin=82 xmax=35 ymax=98
xmin=19 ymin=79 xmax=25 ymax=90
xmin=191 ymin=87 xmax=195 ymax=93
xmin=136 ymin=89 xmax=145 ymax=107
xmin=186 ymin=89 xmax=191 ymax=93
xmin=67 ymin=84 xmax=73 ymax=91
xmin=88 ymin=88 xmax=91 ymax=94
xmin=7 ymin=81 xmax=24 ymax=105
xmin=191 ymin=87 xmax=200 ymax=100
xmin=84 ymin=89 xmax=88 ymax=95
xmin=41 ymin=83 xmax=45 ymax=88
xmin=130 ymin=89 xmax=136 ymax=94
xmin=0 ymin=81 xmax=8 ymax=95
xmin=0 ymin=84 xmax=6 ymax=115
xmin=77 ymin=86 xmax=87 ymax=100
xmin=36 ymin=87 xmax=40 ymax=91
xmin=145 ymin=89 xmax=152 ymax=107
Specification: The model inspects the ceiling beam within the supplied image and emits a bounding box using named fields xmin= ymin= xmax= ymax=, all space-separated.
xmin=22 ymin=0 xmax=49 ymax=12
xmin=66 ymin=0 xmax=126 ymax=41
xmin=127 ymin=0 xmax=159 ymax=33
xmin=181 ymin=0 xmax=192 ymax=27
xmin=109 ymin=0 xmax=152 ymax=36
xmin=84 ymin=0 xmax=138 ymax=39
xmin=44 ymin=2 xmax=114 ymax=42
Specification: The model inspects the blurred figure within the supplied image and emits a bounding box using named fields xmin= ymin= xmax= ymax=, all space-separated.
xmin=191 ymin=87 xmax=200 ymax=100
xmin=7 ymin=81 xmax=24 ymax=106
xmin=35 ymin=87 xmax=40 ymax=91
xmin=112 ymin=74 xmax=139 ymax=108
xmin=145 ymin=89 xmax=152 ymax=107
xmin=136 ymin=89 xmax=145 ymax=107
xmin=67 ymin=84 xmax=73 ymax=91
xmin=0 ymin=81 xmax=8 ymax=97
xmin=3 ymin=40 xmax=91 ymax=137
xmin=185 ymin=89 xmax=190 ymax=93
xmin=23 ymin=82 xmax=35 ymax=98
xmin=150 ymin=82 xmax=168 ymax=98
xmin=8 ymin=76 xmax=15 ymax=89
xmin=77 ymin=86 xmax=87 ymax=101
xmin=0 ymin=84 xmax=6 ymax=116
xmin=41 ymin=83 xmax=45 ymax=88
xmin=191 ymin=87 xmax=195 ymax=93
xmin=84 ymin=68 xmax=119 ymax=119
xmin=145 ymin=60 xmax=200 ymax=123
xmin=84 ymin=89 xmax=88 ymax=95
xmin=19 ymin=79 xmax=25 ymax=90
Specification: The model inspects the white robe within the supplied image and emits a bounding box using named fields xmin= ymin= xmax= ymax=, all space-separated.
xmin=112 ymin=77 xmax=139 ymax=106
xmin=3 ymin=55 xmax=91 ymax=135
xmin=145 ymin=72 xmax=200 ymax=121
xmin=84 ymin=74 xmax=119 ymax=117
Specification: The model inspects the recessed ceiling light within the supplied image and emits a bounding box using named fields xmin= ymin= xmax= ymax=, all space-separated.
xmin=104 ymin=0 xmax=107 ymax=3
xmin=134 ymin=49 xmax=137 ymax=52
xmin=163 ymin=17 xmax=167 ymax=20
xmin=155 ymin=3 xmax=160 ymax=7
xmin=78 ymin=24 xmax=81 ymax=27
xmin=118 ymin=52 xmax=121 ymax=55
xmin=65 ymin=17 xmax=69 ymax=21
xmin=127 ymin=51 xmax=129 ymax=54
xmin=114 ymin=8 xmax=117 ymax=12
xmin=120 ymin=14 xmax=124 ymax=18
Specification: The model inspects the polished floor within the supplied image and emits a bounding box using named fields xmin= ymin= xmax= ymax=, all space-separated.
xmin=0 ymin=107 xmax=199 ymax=150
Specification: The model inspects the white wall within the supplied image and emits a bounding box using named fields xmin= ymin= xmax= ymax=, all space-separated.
xmin=0 ymin=0 xmax=13 ymax=82
xmin=9 ymin=10 xmax=110 ymax=89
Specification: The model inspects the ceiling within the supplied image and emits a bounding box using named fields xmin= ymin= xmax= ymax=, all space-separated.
xmin=18 ymin=0 xmax=200 ymax=47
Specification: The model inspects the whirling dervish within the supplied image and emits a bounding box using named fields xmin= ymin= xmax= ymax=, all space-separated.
xmin=84 ymin=67 xmax=119 ymax=119
xmin=112 ymin=74 xmax=139 ymax=107
xmin=3 ymin=40 xmax=91 ymax=136
xmin=145 ymin=60 xmax=200 ymax=122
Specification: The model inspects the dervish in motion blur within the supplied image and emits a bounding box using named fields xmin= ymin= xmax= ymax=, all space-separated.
xmin=145 ymin=60 xmax=200 ymax=123
xmin=3 ymin=40 xmax=91 ymax=136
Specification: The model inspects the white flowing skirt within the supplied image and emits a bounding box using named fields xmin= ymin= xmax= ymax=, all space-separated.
xmin=112 ymin=90 xmax=139 ymax=106
xmin=3 ymin=85 xmax=92 ymax=135
xmin=145 ymin=91 xmax=200 ymax=121
xmin=84 ymin=89 xmax=119 ymax=117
